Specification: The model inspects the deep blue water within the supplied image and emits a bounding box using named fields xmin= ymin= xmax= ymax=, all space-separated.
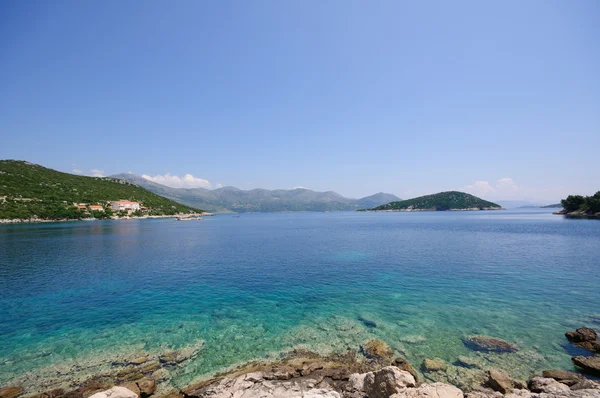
xmin=1 ymin=210 xmax=599 ymax=387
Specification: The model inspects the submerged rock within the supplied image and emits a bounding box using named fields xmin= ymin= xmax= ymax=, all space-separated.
xmin=463 ymin=336 xmax=519 ymax=353
xmin=422 ymin=358 xmax=447 ymax=372
xmin=360 ymin=338 xmax=394 ymax=360
xmin=0 ymin=387 xmax=23 ymax=398
xmin=357 ymin=316 xmax=377 ymax=328
xmin=455 ymin=356 xmax=482 ymax=369
xmin=572 ymin=356 xmax=600 ymax=376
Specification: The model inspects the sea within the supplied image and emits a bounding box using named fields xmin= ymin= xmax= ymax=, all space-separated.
xmin=1 ymin=209 xmax=599 ymax=389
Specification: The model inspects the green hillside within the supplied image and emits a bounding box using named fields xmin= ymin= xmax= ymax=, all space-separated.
xmin=0 ymin=160 xmax=201 ymax=220
xmin=363 ymin=191 xmax=502 ymax=211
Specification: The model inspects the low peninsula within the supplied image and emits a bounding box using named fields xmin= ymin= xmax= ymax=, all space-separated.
xmin=359 ymin=191 xmax=502 ymax=212
xmin=554 ymin=192 xmax=600 ymax=219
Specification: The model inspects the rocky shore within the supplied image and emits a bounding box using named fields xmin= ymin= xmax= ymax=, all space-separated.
xmin=1 ymin=327 xmax=599 ymax=398
xmin=553 ymin=209 xmax=600 ymax=219
xmin=0 ymin=213 xmax=213 ymax=224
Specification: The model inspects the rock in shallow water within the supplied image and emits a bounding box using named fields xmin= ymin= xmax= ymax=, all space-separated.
xmin=463 ymin=336 xmax=519 ymax=353
xmin=422 ymin=358 xmax=447 ymax=372
xmin=541 ymin=369 xmax=583 ymax=386
xmin=486 ymin=369 xmax=513 ymax=394
xmin=360 ymin=338 xmax=394 ymax=361
xmin=572 ymin=356 xmax=600 ymax=376
xmin=566 ymin=328 xmax=598 ymax=343
xmin=0 ymin=387 xmax=22 ymax=398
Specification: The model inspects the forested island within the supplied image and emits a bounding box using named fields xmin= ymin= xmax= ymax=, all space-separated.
xmin=555 ymin=192 xmax=600 ymax=218
xmin=0 ymin=160 xmax=202 ymax=222
xmin=360 ymin=191 xmax=502 ymax=212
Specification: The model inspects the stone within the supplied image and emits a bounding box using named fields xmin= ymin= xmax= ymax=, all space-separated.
xmin=466 ymin=391 xmax=503 ymax=398
xmin=404 ymin=382 xmax=464 ymax=398
xmin=573 ymin=356 xmax=600 ymax=376
xmin=486 ymin=369 xmax=513 ymax=394
xmin=542 ymin=369 xmax=583 ymax=386
xmin=463 ymin=336 xmax=519 ymax=353
xmin=358 ymin=316 xmax=377 ymax=328
xmin=348 ymin=373 xmax=367 ymax=392
xmin=527 ymin=376 xmax=570 ymax=394
xmin=34 ymin=389 xmax=65 ymax=398
xmin=456 ymin=356 xmax=482 ymax=369
xmin=137 ymin=379 xmax=156 ymax=397
xmin=88 ymin=387 xmax=138 ymax=398
xmin=566 ymin=328 xmax=598 ymax=343
xmin=393 ymin=357 xmax=420 ymax=383
xmin=0 ymin=387 xmax=23 ymax=398
xmin=129 ymin=357 xmax=149 ymax=365
xmin=138 ymin=361 xmax=161 ymax=374
xmin=363 ymin=367 xmax=416 ymax=398
xmin=158 ymin=351 xmax=180 ymax=365
xmin=570 ymin=379 xmax=600 ymax=390
xmin=118 ymin=383 xmax=140 ymax=397
xmin=155 ymin=390 xmax=181 ymax=398
xmin=579 ymin=340 xmax=600 ymax=354
xmin=360 ymin=339 xmax=394 ymax=360
xmin=422 ymin=358 xmax=447 ymax=372
xmin=566 ymin=328 xmax=600 ymax=354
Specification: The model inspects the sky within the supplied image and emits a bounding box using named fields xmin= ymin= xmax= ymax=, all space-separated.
xmin=1 ymin=1 xmax=599 ymax=202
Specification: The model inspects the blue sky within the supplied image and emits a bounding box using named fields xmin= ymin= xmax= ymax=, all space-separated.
xmin=1 ymin=1 xmax=598 ymax=201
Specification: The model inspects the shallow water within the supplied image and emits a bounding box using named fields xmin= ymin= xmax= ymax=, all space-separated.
xmin=1 ymin=210 xmax=599 ymax=388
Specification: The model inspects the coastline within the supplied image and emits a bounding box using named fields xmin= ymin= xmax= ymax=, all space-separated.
xmin=2 ymin=328 xmax=599 ymax=398
xmin=359 ymin=207 xmax=504 ymax=213
xmin=0 ymin=213 xmax=213 ymax=225
xmin=553 ymin=210 xmax=600 ymax=219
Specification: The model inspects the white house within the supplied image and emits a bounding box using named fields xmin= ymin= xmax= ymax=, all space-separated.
xmin=111 ymin=200 xmax=140 ymax=212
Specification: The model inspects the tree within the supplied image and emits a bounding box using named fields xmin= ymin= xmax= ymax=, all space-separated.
xmin=561 ymin=195 xmax=586 ymax=212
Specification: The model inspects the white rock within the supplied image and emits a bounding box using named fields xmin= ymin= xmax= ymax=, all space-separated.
xmin=88 ymin=387 xmax=138 ymax=398
xmin=364 ymin=367 xmax=417 ymax=398
xmin=399 ymin=382 xmax=464 ymax=398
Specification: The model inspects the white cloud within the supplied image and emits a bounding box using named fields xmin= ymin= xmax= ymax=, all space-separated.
xmin=496 ymin=177 xmax=518 ymax=192
xmin=216 ymin=183 xmax=223 ymax=189
xmin=293 ymin=186 xmax=307 ymax=189
xmin=142 ymin=172 xmax=212 ymax=189
xmin=463 ymin=177 xmax=519 ymax=198
xmin=464 ymin=181 xmax=496 ymax=197
xmin=72 ymin=169 xmax=83 ymax=174
xmin=91 ymin=169 xmax=104 ymax=177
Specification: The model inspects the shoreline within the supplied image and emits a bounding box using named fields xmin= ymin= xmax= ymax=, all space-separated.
xmin=0 ymin=213 xmax=213 ymax=225
xmin=359 ymin=207 xmax=504 ymax=213
xmin=2 ymin=329 xmax=599 ymax=398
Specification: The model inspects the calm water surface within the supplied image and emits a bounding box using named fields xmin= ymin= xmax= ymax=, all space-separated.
xmin=1 ymin=210 xmax=599 ymax=386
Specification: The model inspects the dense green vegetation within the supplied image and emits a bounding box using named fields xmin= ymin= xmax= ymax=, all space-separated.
xmin=363 ymin=191 xmax=501 ymax=211
xmin=0 ymin=160 xmax=201 ymax=220
xmin=561 ymin=192 xmax=600 ymax=214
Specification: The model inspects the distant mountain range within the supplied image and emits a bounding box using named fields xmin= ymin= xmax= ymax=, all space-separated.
xmin=112 ymin=173 xmax=401 ymax=213
xmin=362 ymin=191 xmax=502 ymax=212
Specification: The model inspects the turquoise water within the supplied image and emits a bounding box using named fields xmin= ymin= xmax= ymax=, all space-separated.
xmin=1 ymin=210 xmax=599 ymax=388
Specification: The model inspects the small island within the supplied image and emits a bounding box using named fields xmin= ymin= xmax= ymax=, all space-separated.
xmin=554 ymin=192 xmax=600 ymax=219
xmin=359 ymin=191 xmax=502 ymax=212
